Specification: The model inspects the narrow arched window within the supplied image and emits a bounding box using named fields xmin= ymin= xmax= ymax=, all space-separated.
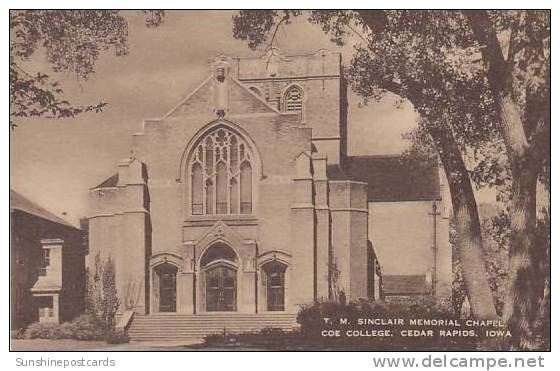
xmin=230 ymin=178 xmax=239 ymax=214
xmin=216 ymin=162 xmax=228 ymax=214
xmin=240 ymin=162 xmax=252 ymax=214
xmin=206 ymin=179 xmax=214 ymax=214
xmin=189 ymin=127 xmax=253 ymax=215
xmin=283 ymin=85 xmax=304 ymax=120
xmin=191 ymin=163 xmax=203 ymax=215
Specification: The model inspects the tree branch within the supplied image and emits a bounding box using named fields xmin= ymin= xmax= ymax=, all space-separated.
xmin=506 ymin=11 xmax=525 ymax=74
xmin=466 ymin=11 xmax=511 ymax=94
xmin=466 ymin=10 xmax=530 ymax=163
xmin=266 ymin=12 xmax=290 ymax=51
xmin=264 ymin=12 xmax=291 ymax=72
xmin=345 ymin=21 xmax=370 ymax=45
xmin=379 ymin=80 xmax=403 ymax=95
xmin=527 ymin=105 xmax=550 ymax=165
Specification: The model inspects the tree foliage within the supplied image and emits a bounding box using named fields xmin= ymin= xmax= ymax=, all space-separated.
xmin=9 ymin=10 xmax=165 ymax=129
xmin=465 ymin=11 xmax=549 ymax=350
xmin=232 ymin=10 xmax=550 ymax=349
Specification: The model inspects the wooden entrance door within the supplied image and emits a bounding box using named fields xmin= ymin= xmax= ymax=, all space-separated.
xmin=206 ymin=265 xmax=236 ymax=311
xmin=159 ymin=267 xmax=177 ymax=312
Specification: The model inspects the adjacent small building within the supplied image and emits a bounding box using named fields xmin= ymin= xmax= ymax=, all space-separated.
xmin=10 ymin=189 xmax=85 ymax=330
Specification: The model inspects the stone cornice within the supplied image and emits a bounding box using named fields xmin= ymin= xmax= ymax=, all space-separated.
xmin=330 ymin=207 xmax=369 ymax=214
xmin=239 ymin=74 xmax=340 ymax=83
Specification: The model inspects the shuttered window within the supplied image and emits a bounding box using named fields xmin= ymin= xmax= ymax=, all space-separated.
xmin=283 ymin=85 xmax=304 ymax=119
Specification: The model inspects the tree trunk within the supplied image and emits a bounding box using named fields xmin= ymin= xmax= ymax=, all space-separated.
xmin=497 ymin=95 xmax=544 ymax=348
xmin=356 ymin=9 xmax=498 ymax=320
xmin=482 ymin=93 xmax=545 ymax=351
xmin=466 ymin=11 xmax=547 ymax=349
xmin=429 ymin=124 xmax=498 ymax=320
xmin=504 ymin=167 xmax=542 ymax=349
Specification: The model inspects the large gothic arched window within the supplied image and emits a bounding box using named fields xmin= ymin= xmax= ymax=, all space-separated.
xmin=190 ymin=127 xmax=253 ymax=215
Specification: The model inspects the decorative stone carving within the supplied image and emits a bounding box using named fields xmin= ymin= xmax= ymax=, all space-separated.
xmin=149 ymin=253 xmax=184 ymax=272
xmin=214 ymin=225 xmax=225 ymax=238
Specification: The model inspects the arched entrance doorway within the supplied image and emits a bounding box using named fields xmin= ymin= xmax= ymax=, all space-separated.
xmin=262 ymin=261 xmax=287 ymax=311
xmin=153 ymin=263 xmax=178 ymax=312
xmin=200 ymin=243 xmax=238 ymax=312
xmin=205 ymin=264 xmax=236 ymax=311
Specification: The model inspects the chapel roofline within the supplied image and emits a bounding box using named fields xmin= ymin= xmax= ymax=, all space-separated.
xmin=213 ymin=47 xmax=341 ymax=62
xmin=219 ymin=47 xmax=343 ymax=81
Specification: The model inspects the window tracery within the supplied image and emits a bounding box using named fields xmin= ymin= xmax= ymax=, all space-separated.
xmin=190 ymin=127 xmax=253 ymax=215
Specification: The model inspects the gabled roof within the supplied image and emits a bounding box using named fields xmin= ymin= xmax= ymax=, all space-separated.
xmin=91 ymin=173 xmax=118 ymax=190
xmin=383 ymin=275 xmax=429 ymax=296
xmin=328 ymin=156 xmax=441 ymax=202
xmin=10 ymin=189 xmax=76 ymax=228
xmin=228 ymin=77 xmax=280 ymax=114
xmin=163 ymin=73 xmax=279 ymax=118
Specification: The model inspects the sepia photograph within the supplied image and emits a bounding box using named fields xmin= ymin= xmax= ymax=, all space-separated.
xmin=9 ymin=9 xmax=550 ymax=355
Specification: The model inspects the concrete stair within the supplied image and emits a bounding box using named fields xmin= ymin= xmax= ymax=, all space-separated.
xmin=127 ymin=313 xmax=298 ymax=342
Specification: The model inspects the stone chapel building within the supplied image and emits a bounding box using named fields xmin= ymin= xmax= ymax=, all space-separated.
xmin=88 ymin=49 xmax=451 ymax=340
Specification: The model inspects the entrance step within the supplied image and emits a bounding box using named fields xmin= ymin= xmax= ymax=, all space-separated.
xmin=127 ymin=313 xmax=298 ymax=342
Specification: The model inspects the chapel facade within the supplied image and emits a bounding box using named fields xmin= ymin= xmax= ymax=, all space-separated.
xmin=88 ymin=49 xmax=451 ymax=332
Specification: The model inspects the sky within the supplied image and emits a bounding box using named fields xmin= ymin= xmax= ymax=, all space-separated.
xmin=10 ymin=11 xmax=419 ymax=226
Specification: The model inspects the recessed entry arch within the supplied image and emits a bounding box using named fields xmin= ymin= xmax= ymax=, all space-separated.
xmin=149 ymin=253 xmax=183 ymax=313
xmin=257 ymin=250 xmax=292 ymax=312
xmin=152 ymin=262 xmax=178 ymax=313
xmin=198 ymin=242 xmax=239 ymax=312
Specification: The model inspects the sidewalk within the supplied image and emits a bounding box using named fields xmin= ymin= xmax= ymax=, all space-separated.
xmin=10 ymin=339 xmax=203 ymax=352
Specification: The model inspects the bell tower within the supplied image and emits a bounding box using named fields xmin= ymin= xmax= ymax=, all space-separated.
xmin=232 ymin=48 xmax=348 ymax=166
